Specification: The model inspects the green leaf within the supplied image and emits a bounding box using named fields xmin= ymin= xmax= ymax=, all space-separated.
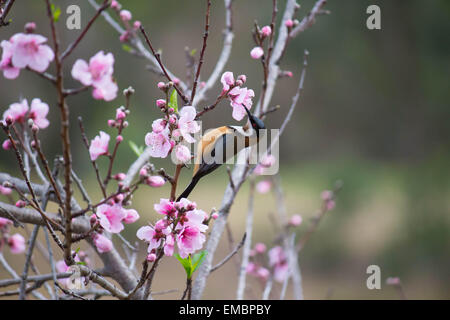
xmin=168 ymin=89 xmax=178 ymax=113
xmin=174 ymin=253 xmax=192 ymax=278
xmin=122 ymin=44 xmax=132 ymax=53
xmin=129 ymin=141 xmax=144 ymax=157
xmin=191 ymin=250 xmax=208 ymax=274
xmin=190 ymin=49 xmax=197 ymax=57
xmin=51 ymin=4 xmax=61 ymax=22
xmin=74 ymin=247 xmax=81 ymax=254
xmin=76 ymin=261 xmax=86 ymax=266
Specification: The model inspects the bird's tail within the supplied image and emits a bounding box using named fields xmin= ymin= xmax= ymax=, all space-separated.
xmin=176 ymin=176 xmax=201 ymax=202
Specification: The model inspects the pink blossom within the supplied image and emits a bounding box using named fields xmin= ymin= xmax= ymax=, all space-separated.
xmin=175 ymin=209 xmax=208 ymax=258
xmin=0 ymin=185 xmax=12 ymax=195
xmin=2 ymin=139 xmax=12 ymax=150
xmin=29 ymin=98 xmax=49 ymax=129
xmin=268 ymin=246 xmax=286 ymax=266
xmin=9 ymin=33 xmax=54 ymax=72
xmin=8 ymin=233 xmax=26 ymax=254
xmin=3 ymin=99 xmax=29 ymax=124
xmin=145 ymin=129 xmax=171 ymax=158
xmin=93 ymin=233 xmax=113 ymax=253
xmin=273 ymin=262 xmax=289 ymax=282
xmin=175 ymin=144 xmax=191 ymax=163
xmin=137 ymin=225 xmax=162 ymax=252
xmin=220 ymin=71 xmax=235 ymax=91
xmin=147 ymin=175 xmax=165 ymax=188
xmin=163 ymin=234 xmax=175 ymax=256
xmin=89 ymin=131 xmax=110 ymax=161
xmin=0 ymin=217 xmax=12 ymax=228
xmin=261 ymin=26 xmax=272 ymax=37
xmin=289 ymin=214 xmax=302 ymax=226
xmin=176 ymin=224 xmax=206 ymax=259
xmin=268 ymin=246 xmax=289 ymax=282
xmin=123 ymin=208 xmax=139 ymax=224
xmin=154 ymin=198 xmax=176 ymax=217
xmin=256 ymin=180 xmax=271 ymax=194
xmin=254 ymin=243 xmax=267 ymax=254
xmin=111 ymin=0 xmax=120 ymax=10
xmin=151 ymin=118 xmax=167 ymax=133
xmin=285 ymin=19 xmax=294 ymax=28
xmin=119 ymin=10 xmax=132 ymax=22
xmin=228 ymin=87 xmax=255 ymax=121
xmin=178 ymin=106 xmax=200 ymax=143
xmin=0 ymin=40 xmax=20 ymax=79
xmin=96 ymin=204 xmax=127 ymax=233
xmin=250 ymin=47 xmax=264 ymax=59
xmin=71 ymin=51 xmax=117 ymax=101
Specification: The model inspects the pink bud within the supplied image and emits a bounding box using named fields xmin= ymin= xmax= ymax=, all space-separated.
xmin=116 ymin=109 xmax=126 ymax=120
xmin=156 ymin=99 xmax=166 ymax=108
xmin=114 ymin=193 xmax=124 ymax=203
xmin=0 ymin=185 xmax=12 ymax=195
xmin=139 ymin=167 xmax=148 ymax=177
xmin=326 ymin=200 xmax=335 ymax=211
xmin=5 ymin=115 xmax=13 ymax=126
xmin=169 ymin=115 xmax=177 ymax=125
xmin=237 ymin=74 xmax=247 ymax=83
xmin=168 ymin=107 xmax=175 ymax=114
xmin=257 ymin=267 xmax=270 ymax=280
xmin=114 ymin=173 xmax=126 ymax=181
xmin=285 ymin=19 xmax=294 ymax=28
xmin=146 ymin=176 xmax=165 ymax=188
xmin=133 ymin=20 xmax=142 ymax=30
xmin=254 ymin=243 xmax=266 ymax=254
xmin=286 ymin=71 xmax=293 ymax=78
xmin=111 ymin=0 xmax=120 ymax=10
xmin=24 ymin=22 xmax=36 ymax=33
xmin=30 ymin=140 xmax=37 ymax=148
xmin=199 ymin=81 xmax=206 ymax=89
xmin=250 ymin=47 xmax=264 ymax=59
xmin=94 ymin=234 xmax=113 ymax=253
xmin=157 ymin=82 xmax=166 ymax=90
xmin=120 ymin=10 xmax=132 ymax=22
xmin=119 ymin=31 xmax=130 ymax=42
xmin=261 ymin=26 xmax=272 ymax=37
xmin=116 ymin=135 xmax=123 ymax=143
xmin=2 ymin=140 xmax=12 ymax=150
xmin=321 ymin=190 xmax=333 ymax=201
xmin=90 ymin=215 xmax=98 ymax=225
xmin=122 ymin=121 xmax=129 ymax=128
xmin=289 ymin=214 xmax=303 ymax=226
xmin=173 ymin=78 xmax=180 ymax=85
xmin=147 ymin=253 xmax=156 ymax=262
xmin=211 ymin=212 xmax=219 ymax=220
xmin=15 ymin=200 xmax=26 ymax=208
xmin=108 ymin=119 xmax=116 ymax=127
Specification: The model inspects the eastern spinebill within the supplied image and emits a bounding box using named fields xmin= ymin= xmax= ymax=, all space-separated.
xmin=177 ymin=106 xmax=265 ymax=201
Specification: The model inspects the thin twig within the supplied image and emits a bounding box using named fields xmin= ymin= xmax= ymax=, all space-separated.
xmin=210 ymin=232 xmax=246 ymax=273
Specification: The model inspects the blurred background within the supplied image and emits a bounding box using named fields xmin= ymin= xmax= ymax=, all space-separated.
xmin=0 ymin=0 xmax=449 ymax=299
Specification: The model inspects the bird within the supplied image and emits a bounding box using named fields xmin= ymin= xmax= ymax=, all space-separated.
xmin=176 ymin=106 xmax=265 ymax=201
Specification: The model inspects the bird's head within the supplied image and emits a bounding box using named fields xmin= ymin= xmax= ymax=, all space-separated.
xmin=243 ymin=106 xmax=265 ymax=137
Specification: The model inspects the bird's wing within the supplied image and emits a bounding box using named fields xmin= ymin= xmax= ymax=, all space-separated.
xmin=193 ymin=126 xmax=234 ymax=177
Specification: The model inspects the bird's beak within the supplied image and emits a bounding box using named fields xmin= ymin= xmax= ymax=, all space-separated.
xmin=243 ymin=106 xmax=254 ymax=121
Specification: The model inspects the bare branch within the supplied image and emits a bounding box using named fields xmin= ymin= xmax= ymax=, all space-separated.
xmin=210 ymin=232 xmax=246 ymax=273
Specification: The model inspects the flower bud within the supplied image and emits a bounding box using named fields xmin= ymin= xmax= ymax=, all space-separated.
xmin=120 ymin=10 xmax=132 ymax=22
xmin=139 ymin=167 xmax=148 ymax=177
xmin=156 ymin=99 xmax=166 ymax=108
xmin=123 ymin=86 xmax=135 ymax=96
xmin=261 ymin=25 xmax=272 ymax=37
xmin=15 ymin=200 xmax=26 ymax=208
xmin=116 ymin=135 xmax=123 ymax=143
xmin=2 ymin=140 xmax=12 ymax=150
xmin=285 ymin=19 xmax=294 ymax=28
xmin=24 ymin=22 xmax=36 ymax=34
xmin=147 ymin=253 xmax=156 ymax=262
xmin=108 ymin=119 xmax=116 ymax=127
xmin=114 ymin=172 xmax=126 ymax=181
xmin=133 ymin=21 xmax=142 ymax=30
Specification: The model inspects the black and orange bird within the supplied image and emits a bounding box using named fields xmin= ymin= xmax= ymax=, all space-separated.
xmin=176 ymin=106 xmax=265 ymax=201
